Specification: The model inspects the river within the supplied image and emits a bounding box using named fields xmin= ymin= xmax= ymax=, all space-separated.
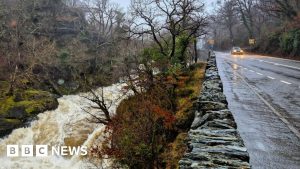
xmin=0 ymin=83 xmax=127 ymax=169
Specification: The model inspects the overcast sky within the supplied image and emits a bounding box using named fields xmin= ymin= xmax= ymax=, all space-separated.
xmin=111 ymin=0 xmax=131 ymax=10
xmin=111 ymin=0 xmax=220 ymax=13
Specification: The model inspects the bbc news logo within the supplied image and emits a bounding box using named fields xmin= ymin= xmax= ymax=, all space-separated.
xmin=7 ymin=145 xmax=88 ymax=157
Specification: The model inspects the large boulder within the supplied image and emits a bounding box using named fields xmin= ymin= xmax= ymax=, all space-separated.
xmin=0 ymin=89 xmax=58 ymax=137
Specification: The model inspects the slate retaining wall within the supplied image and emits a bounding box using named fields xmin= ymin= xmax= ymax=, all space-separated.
xmin=179 ymin=52 xmax=250 ymax=169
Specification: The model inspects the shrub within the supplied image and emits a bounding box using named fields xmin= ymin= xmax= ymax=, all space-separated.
xmin=280 ymin=31 xmax=294 ymax=53
xmin=292 ymin=29 xmax=300 ymax=55
xmin=267 ymin=32 xmax=280 ymax=52
xmin=99 ymin=82 xmax=176 ymax=169
xmin=89 ymin=63 xmax=206 ymax=169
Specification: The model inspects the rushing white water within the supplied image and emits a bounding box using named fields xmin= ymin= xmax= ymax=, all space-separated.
xmin=0 ymin=83 xmax=127 ymax=169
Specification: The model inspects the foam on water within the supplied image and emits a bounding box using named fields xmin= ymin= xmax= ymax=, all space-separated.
xmin=0 ymin=83 xmax=127 ymax=169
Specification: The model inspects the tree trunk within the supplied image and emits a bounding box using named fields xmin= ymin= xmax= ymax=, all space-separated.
xmin=169 ymin=32 xmax=176 ymax=60
xmin=194 ymin=39 xmax=198 ymax=63
xmin=7 ymin=65 xmax=18 ymax=96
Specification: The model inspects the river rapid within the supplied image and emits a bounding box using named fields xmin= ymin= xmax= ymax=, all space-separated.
xmin=0 ymin=83 xmax=127 ymax=169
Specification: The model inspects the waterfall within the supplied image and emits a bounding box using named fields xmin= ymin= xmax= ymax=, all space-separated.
xmin=0 ymin=83 xmax=127 ymax=169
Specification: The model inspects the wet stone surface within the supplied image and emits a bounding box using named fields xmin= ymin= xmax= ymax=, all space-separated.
xmin=179 ymin=53 xmax=250 ymax=169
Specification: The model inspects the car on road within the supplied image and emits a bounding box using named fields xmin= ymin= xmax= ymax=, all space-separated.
xmin=231 ymin=47 xmax=244 ymax=55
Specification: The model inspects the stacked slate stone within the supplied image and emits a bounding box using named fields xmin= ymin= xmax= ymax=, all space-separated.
xmin=179 ymin=52 xmax=250 ymax=169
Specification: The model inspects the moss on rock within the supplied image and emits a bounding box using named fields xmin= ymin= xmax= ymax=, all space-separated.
xmin=0 ymin=88 xmax=58 ymax=136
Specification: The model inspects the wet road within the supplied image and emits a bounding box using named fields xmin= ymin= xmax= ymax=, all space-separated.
xmin=216 ymin=52 xmax=300 ymax=169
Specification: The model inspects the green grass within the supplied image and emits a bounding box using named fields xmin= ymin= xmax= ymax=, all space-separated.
xmin=165 ymin=62 xmax=206 ymax=168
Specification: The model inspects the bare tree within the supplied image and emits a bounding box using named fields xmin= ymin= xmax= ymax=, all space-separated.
xmin=84 ymin=0 xmax=124 ymax=45
xmin=235 ymin=0 xmax=256 ymax=38
xmin=216 ymin=0 xmax=238 ymax=45
xmin=82 ymin=87 xmax=113 ymax=125
xmin=129 ymin=0 xmax=207 ymax=65
xmin=258 ymin=0 xmax=299 ymax=21
xmin=82 ymin=0 xmax=126 ymax=74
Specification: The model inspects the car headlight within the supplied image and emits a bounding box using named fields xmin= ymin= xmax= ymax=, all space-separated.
xmin=233 ymin=50 xmax=237 ymax=52
xmin=240 ymin=50 xmax=243 ymax=52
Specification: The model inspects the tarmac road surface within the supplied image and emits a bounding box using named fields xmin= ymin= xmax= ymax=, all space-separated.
xmin=216 ymin=52 xmax=300 ymax=169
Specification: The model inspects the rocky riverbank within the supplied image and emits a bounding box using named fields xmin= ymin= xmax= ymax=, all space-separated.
xmin=0 ymin=81 xmax=58 ymax=137
xmin=179 ymin=52 xmax=250 ymax=168
xmin=0 ymin=72 xmax=118 ymax=137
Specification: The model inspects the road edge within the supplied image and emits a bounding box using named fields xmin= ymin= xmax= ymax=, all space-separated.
xmin=179 ymin=52 xmax=251 ymax=168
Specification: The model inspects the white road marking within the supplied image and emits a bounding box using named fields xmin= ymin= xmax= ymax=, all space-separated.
xmin=267 ymin=76 xmax=275 ymax=80
xmin=257 ymin=55 xmax=300 ymax=63
xmin=244 ymin=68 xmax=248 ymax=70
xmin=231 ymin=69 xmax=300 ymax=140
xmin=280 ymin=80 xmax=292 ymax=85
xmin=260 ymin=60 xmax=300 ymax=70
xmin=256 ymin=72 xmax=263 ymax=75
xmin=250 ymin=70 xmax=255 ymax=72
